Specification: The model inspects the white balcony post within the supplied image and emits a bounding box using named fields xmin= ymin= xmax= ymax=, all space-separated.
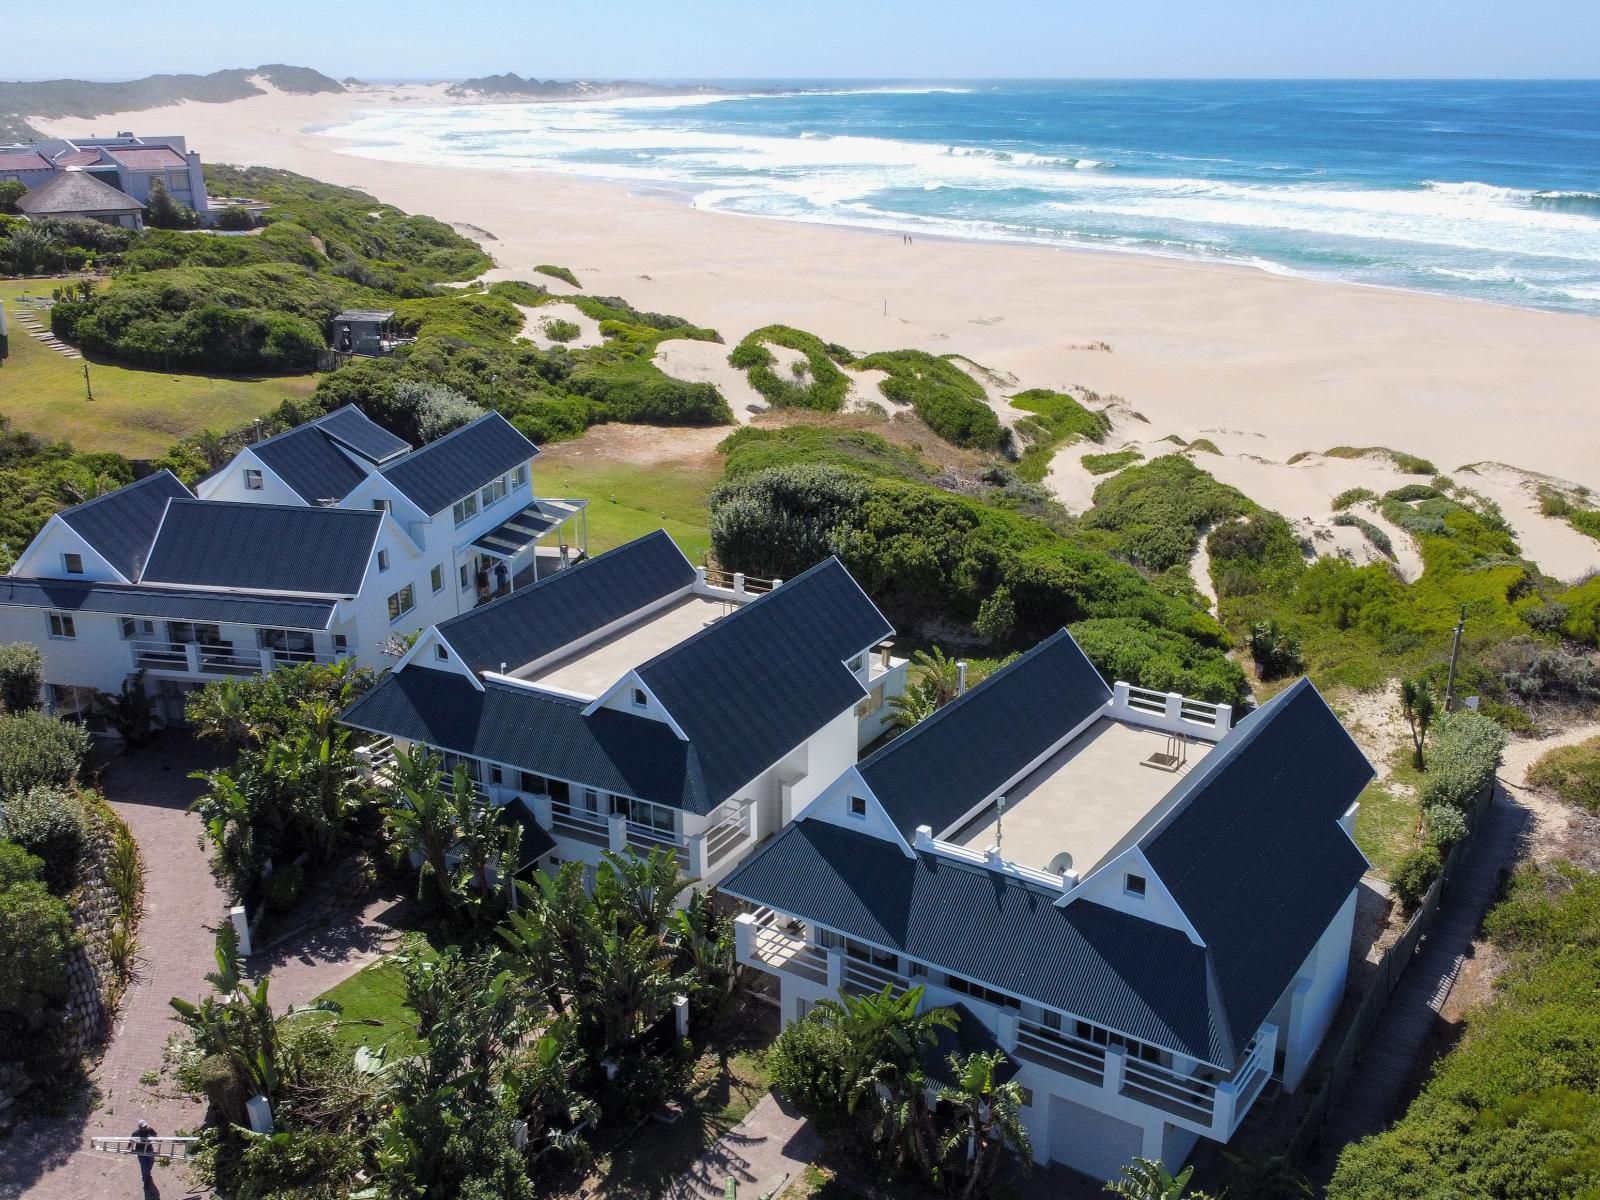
xmin=695 ymin=565 xmax=707 ymax=589
xmin=1163 ymin=692 xmax=1184 ymax=724
xmin=1103 ymin=1045 xmax=1128 ymax=1095
xmin=530 ymin=793 xmax=553 ymax=828
xmin=185 ymin=643 xmax=202 ymax=673
xmin=607 ymin=811 xmax=627 ymax=854
xmin=1214 ymin=703 xmax=1234 ymax=735
xmin=1112 ymin=680 xmax=1131 ymax=715
xmin=687 ymin=832 xmax=708 ymax=881
xmin=258 ymin=648 xmax=275 ymax=673
xmin=732 ymin=571 xmax=746 ymax=597
xmin=734 ymin=912 xmax=756 ymax=964
xmin=826 ymin=950 xmax=844 ymax=994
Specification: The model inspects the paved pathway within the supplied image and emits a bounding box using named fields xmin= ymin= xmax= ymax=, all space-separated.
xmin=0 ymin=735 xmax=228 ymax=1200
xmin=248 ymin=890 xmax=409 ymax=1010
xmin=666 ymin=1093 xmax=818 ymax=1200
xmin=1307 ymin=772 xmax=1529 ymax=1181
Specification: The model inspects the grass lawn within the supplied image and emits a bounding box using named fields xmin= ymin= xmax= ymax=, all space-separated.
xmin=0 ymin=278 xmax=317 ymax=457
xmin=1352 ymin=778 xmax=1421 ymax=880
xmin=535 ymin=452 xmax=719 ymax=564
xmin=313 ymin=931 xmax=440 ymax=1058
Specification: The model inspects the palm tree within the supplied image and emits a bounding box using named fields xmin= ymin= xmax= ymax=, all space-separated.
xmin=1106 ymin=1157 xmax=1206 ymax=1200
xmin=889 ymin=647 xmax=966 ymax=731
xmin=383 ymin=747 xmax=460 ymax=913
xmin=937 ymin=1050 xmax=1033 ymax=1199
xmin=1400 ymin=677 xmax=1436 ymax=769
xmin=889 ymin=677 xmax=941 ymax=730
xmin=596 ymin=845 xmax=688 ymax=938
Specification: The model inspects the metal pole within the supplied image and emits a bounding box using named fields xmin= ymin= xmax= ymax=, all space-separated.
xmin=1444 ymin=606 xmax=1466 ymax=712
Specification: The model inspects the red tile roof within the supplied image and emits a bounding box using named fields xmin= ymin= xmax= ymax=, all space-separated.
xmin=106 ymin=147 xmax=187 ymax=171
xmin=0 ymin=151 xmax=51 ymax=172
xmin=53 ymin=150 xmax=103 ymax=167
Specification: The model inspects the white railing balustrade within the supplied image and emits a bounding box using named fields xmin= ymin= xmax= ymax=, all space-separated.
xmin=1109 ymin=681 xmax=1232 ymax=739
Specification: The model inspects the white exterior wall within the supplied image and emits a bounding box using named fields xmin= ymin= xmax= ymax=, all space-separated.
xmin=5 ymin=608 xmax=131 ymax=695
xmin=199 ymin=449 xmax=318 ymax=506
xmin=1271 ymin=885 xmax=1359 ymax=1091
xmin=339 ymin=520 xmax=461 ymax=667
xmin=13 ymin=519 xmax=125 ymax=582
xmin=798 ymin=766 xmax=911 ymax=847
xmin=1064 ymin=849 xmax=1201 ymax=941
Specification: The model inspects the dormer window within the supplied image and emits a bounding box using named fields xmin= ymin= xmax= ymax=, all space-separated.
xmin=243 ymin=468 xmax=263 ymax=490
xmin=62 ymin=553 xmax=84 ymax=575
xmin=1124 ymin=873 xmax=1147 ymax=898
xmin=631 ymin=687 xmax=648 ymax=709
xmin=372 ymin=499 xmax=391 ymax=513
xmin=452 ymin=495 xmax=478 ymax=527
xmin=849 ymin=795 xmax=868 ymax=819
xmin=434 ymin=644 xmax=449 ymax=662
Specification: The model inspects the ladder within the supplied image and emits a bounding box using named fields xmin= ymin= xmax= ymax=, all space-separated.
xmin=90 ymin=1136 xmax=199 ymax=1158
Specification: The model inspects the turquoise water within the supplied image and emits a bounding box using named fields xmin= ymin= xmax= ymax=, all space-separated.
xmin=323 ymin=81 xmax=1600 ymax=314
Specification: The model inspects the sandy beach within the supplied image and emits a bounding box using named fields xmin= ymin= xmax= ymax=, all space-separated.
xmin=30 ymin=83 xmax=1600 ymax=577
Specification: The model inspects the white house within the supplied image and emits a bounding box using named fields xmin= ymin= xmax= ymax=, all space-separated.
xmin=339 ymin=532 xmax=909 ymax=887
xmin=0 ymin=133 xmax=212 ymax=219
xmin=202 ymin=407 xmax=585 ymax=607
xmin=720 ymin=629 xmax=1373 ymax=1182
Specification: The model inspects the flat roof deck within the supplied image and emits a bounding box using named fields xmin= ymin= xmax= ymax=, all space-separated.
xmin=948 ymin=718 xmax=1212 ymax=876
xmin=515 ymin=594 xmax=737 ymax=698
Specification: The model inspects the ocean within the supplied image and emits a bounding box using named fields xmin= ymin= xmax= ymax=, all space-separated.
xmin=321 ymin=80 xmax=1600 ymax=315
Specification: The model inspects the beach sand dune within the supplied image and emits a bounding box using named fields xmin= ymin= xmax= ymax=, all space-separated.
xmin=29 ymin=86 xmax=1600 ymax=518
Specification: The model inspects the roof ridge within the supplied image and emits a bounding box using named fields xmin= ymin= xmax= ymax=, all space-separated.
xmin=161 ymin=496 xmax=382 ymax=520
xmin=633 ymin=554 xmax=847 ymax=680
xmin=858 ymin=627 xmax=1080 ymax=772
xmin=379 ymin=409 xmax=514 ymax=473
xmin=56 ymin=470 xmax=186 ymax=524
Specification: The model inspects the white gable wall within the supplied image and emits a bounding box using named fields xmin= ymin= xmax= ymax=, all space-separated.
xmin=1063 ymin=848 xmax=1201 ymax=944
xmin=13 ymin=517 xmax=126 ymax=582
xmin=795 ymin=765 xmax=910 ymax=848
xmin=198 ymin=448 xmax=306 ymax=507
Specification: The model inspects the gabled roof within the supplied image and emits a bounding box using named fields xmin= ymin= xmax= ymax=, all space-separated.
xmin=247 ymin=406 xmax=409 ymax=503
xmin=140 ymin=499 xmax=382 ymax=595
xmin=378 ymin=412 xmax=539 ymax=516
xmin=16 ymin=171 xmax=143 ymax=215
xmin=313 ymin=405 xmax=410 ymax=464
xmin=1136 ymin=677 xmax=1372 ymax=1063
xmin=438 ymin=530 xmax=695 ymax=674
xmin=55 ymin=471 xmax=191 ymax=581
xmin=0 ymin=577 xmax=336 ymax=630
xmin=858 ymin=629 xmax=1112 ymax=838
xmin=636 ymin=557 xmax=893 ymax=803
xmin=722 ymin=821 xmax=1228 ymax=1064
xmin=341 ymin=668 xmax=714 ymax=812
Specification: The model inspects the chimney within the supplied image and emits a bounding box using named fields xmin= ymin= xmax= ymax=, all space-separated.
xmin=956 ymin=660 xmax=968 ymax=696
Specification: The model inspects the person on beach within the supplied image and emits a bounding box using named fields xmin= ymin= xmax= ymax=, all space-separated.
xmin=131 ymin=1120 xmax=158 ymax=1193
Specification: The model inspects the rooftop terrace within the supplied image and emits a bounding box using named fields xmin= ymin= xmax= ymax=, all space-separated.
xmin=946 ymin=711 xmax=1216 ymax=876
xmin=514 ymin=594 xmax=738 ymax=697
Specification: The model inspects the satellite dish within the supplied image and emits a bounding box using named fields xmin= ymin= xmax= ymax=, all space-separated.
xmin=1048 ymin=850 xmax=1074 ymax=876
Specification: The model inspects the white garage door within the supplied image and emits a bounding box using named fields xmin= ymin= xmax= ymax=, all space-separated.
xmin=1048 ymin=1095 xmax=1144 ymax=1182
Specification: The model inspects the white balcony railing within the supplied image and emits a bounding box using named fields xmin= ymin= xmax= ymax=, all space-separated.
xmin=736 ymin=908 xmax=830 ymax=986
xmin=131 ymin=638 xmax=337 ymax=678
xmin=1109 ymin=681 xmax=1233 ymax=740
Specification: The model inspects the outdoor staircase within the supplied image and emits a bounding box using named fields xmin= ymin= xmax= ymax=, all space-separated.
xmin=10 ymin=302 xmax=83 ymax=359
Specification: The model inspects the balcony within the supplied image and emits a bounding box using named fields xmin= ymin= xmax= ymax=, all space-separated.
xmin=130 ymin=639 xmax=339 ymax=679
xmin=841 ymin=955 xmax=912 ymax=998
xmin=735 ymin=908 xmax=830 ymax=986
xmin=1013 ymin=1020 xmax=1107 ymax=1087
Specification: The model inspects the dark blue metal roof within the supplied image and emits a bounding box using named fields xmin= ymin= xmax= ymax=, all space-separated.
xmin=721 ymin=820 xmax=1228 ymax=1064
xmin=0 ymin=576 xmax=336 ymax=629
xmin=340 ymin=667 xmax=713 ymax=812
xmin=252 ymin=422 xmax=369 ymax=505
xmin=1139 ymin=677 xmax=1372 ymax=1060
xmin=378 ymin=412 xmax=539 ymax=516
xmin=55 ymin=471 xmax=190 ymax=581
xmin=637 ymin=557 xmax=893 ymax=803
xmin=437 ymin=530 xmax=695 ymax=674
xmin=922 ymin=1004 xmax=1020 ymax=1087
xmin=313 ymin=405 xmax=410 ymax=464
xmin=858 ymin=629 xmax=1112 ymax=839
xmin=140 ymin=500 xmax=382 ymax=596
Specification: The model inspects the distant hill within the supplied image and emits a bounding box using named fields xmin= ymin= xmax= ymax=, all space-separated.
xmin=0 ymin=64 xmax=345 ymax=141
xmin=445 ymin=74 xmax=728 ymax=101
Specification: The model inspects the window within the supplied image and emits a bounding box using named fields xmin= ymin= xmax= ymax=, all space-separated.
xmin=519 ymin=771 xmax=547 ymax=795
xmin=460 ymin=563 xmax=471 ymax=590
xmin=386 ymin=585 xmax=416 ymax=623
xmin=631 ymin=687 xmax=648 ymax=709
xmin=452 ymin=495 xmax=478 ymax=527
xmin=847 ymin=653 xmax=864 ymax=672
xmin=1075 ymin=1020 xmax=1164 ymax=1064
xmin=434 ymin=644 xmax=449 ymax=662
xmin=430 ymin=564 xmax=444 ymax=593
xmin=629 ymin=798 xmax=675 ymax=836
xmin=48 ymin=612 xmax=76 ymax=639
xmin=333 ymin=634 xmax=349 ymax=651
xmin=481 ymin=476 xmax=507 ymax=508
xmin=119 ymin=617 xmax=155 ymax=640
xmin=62 ymin=553 xmax=84 ymax=575
xmin=849 ymin=795 xmax=868 ymax=819
xmin=582 ymin=788 xmax=601 ymax=816
xmin=243 ymin=468 xmax=263 ymax=490
xmin=377 ymin=549 xmax=391 ymax=573
xmin=1124 ymin=873 xmax=1147 ymax=898
xmin=372 ymin=499 xmax=391 ymax=513
xmin=946 ymin=973 xmax=1020 ymax=1009
xmin=490 ymin=765 xmax=504 ymax=786
xmin=514 ymin=464 xmax=528 ymax=488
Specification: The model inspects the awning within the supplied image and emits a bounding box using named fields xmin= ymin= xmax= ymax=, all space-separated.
xmin=471 ymin=498 xmax=588 ymax=558
xmin=503 ymin=802 xmax=558 ymax=874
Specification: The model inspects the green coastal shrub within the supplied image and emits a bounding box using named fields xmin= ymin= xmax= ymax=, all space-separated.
xmin=1079 ymin=454 xmax=1255 ymax=574
xmin=1069 ymin=617 xmax=1249 ymax=704
xmin=543 ymin=318 xmax=581 ymax=343
xmin=1526 ymin=737 xmax=1600 ymax=812
xmin=534 ymin=263 xmax=580 ymax=288
xmin=487 ymin=279 xmax=549 ymax=305
xmin=1332 ymin=487 xmax=1378 ymax=511
xmin=1010 ymin=389 xmax=1110 ymax=482
xmin=0 ymin=872 xmax=75 ymax=1018
xmin=1080 ymin=448 xmax=1142 ymax=475
xmin=718 ymin=425 xmax=928 ymax=482
xmin=0 ymin=643 xmax=43 ymax=713
xmin=975 ymin=585 xmax=1017 ymax=645
xmin=1332 ymin=512 xmax=1396 ymax=559
xmin=0 ymin=787 xmax=90 ymax=894
xmin=0 ymin=712 xmax=90 ymax=797
xmin=1423 ymin=803 xmax=1469 ymax=850
xmin=1419 ymin=712 xmax=1506 ymax=812
xmin=855 ymin=349 xmax=1006 ymax=450
xmin=1391 ymin=845 xmax=1442 ymax=913
xmin=728 ymin=325 xmax=851 ymax=412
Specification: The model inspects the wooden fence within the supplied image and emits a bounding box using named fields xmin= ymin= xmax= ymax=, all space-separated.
xmin=1285 ymin=779 xmax=1495 ymax=1162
